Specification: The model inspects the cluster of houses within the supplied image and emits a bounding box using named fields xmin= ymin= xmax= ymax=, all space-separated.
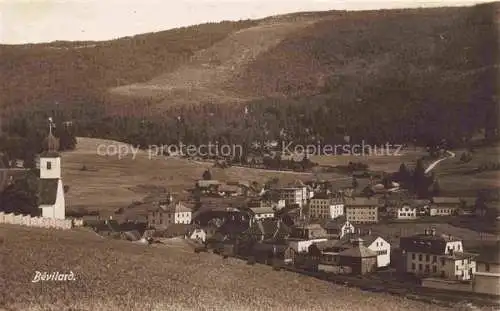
xmin=112 ymin=177 xmax=498 ymax=297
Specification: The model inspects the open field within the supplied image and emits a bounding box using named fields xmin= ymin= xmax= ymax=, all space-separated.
xmin=432 ymin=145 xmax=500 ymax=196
xmin=0 ymin=224 xmax=483 ymax=311
xmin=310 ymin=146 xmax=428 ymax=173
xmin=63 ymin=137 xmax=340 ymax=212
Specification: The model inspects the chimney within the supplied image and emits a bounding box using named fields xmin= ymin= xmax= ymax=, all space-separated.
xmin=431 ymin=228 xmax=436 ymax=236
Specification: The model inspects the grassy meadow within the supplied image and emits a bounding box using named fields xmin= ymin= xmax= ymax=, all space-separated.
xmin=0 ymin=224 xmax=484 ymax=311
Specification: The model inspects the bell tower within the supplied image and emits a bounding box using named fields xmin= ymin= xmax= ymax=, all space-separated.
xmin=40 ymin=118 xmax=61 ymax=179
xmin=38 ymin=117 xmax=65 ymax=220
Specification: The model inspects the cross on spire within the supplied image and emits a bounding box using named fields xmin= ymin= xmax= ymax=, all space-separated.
xmin=48 ymin=117 xmax=55 ymax=136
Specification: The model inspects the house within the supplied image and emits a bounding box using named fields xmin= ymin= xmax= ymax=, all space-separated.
xmin=196 ymin=180 xmax=221 ymax=195
xmin=472 ymin=243 xmax=500 ymax=296
xmin=250 ymin=242 xmax=296 ymax=266
xmin=309 ymin=195 xmax=344 ymax=220
xmin=277 ymin=181 xmax=309 ymax=208
xmin=400 ymin=229 xmax=477 ymax=280
xmin=147 ymin=202 xmax=192 ymax=229
xmin=288 ymin=224 xmax=329 ymax=254
xmin=248 ymin=207 xmax=275 ymax=220
xmin=38 ymin=131 xmax=66 ymax=220
xmin=217 ymin=184 xmax=242 ymax=197
xmin=307 ymin=240 xmax=342 ymax=271
xmin=290 ymin=223 xmax=327 ymax=240
xmin=311 ymin=233 xmax=391 ymax=269
xmin=243 ymin=218 xmax=291 ymax=242
xmin=189 ymin=228 xmax=207 ymax=243
xmin=430 ymin=197 xmax=461 ymax=216
xmin=249 ymin=198 xmax=287 ymax=211
xmin=344 ymin=197 xmax=379 ymax=224
xmin=359 ymin=234 xmax=391 ymax=268
xmin=338 ymin=238 xmax=378 ymax=275
xmin=321 ymin=216 xmax=355 ymax=239
xmin=395 ymin=202 xmax=418 ymax=220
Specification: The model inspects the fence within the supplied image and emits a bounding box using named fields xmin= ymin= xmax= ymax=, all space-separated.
xmin=0 ymin=212 xmax=82 ymax=230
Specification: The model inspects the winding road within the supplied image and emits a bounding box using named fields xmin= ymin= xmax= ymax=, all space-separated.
xmin=424 ymin=150 xmax=456 ymax=174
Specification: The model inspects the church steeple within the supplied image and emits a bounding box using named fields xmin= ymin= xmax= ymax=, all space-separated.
xmin=44 ymin=117 xmax=60 ymax=155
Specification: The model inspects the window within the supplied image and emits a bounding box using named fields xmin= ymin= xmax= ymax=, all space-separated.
xmin=432 ymin=255 xmax=437 ymax=263
xmin=46 ymin=161 xmax=52 ymax=170
xmin=419 ymin=254 xmax=423 ymax=261
xmin=412 ymin=263 xmax=416 ymax=270
xmin=432 ymin=266 xmax=437 ymax=273
xmin=485 ymin=263 xmax=490 ymax=272
xmin=426 ymin=255 xmax=430 ymax=262
xmin=441 ymin=258 xmax=446 ymax=266
xmin=425 ymin=265 xmax=430 ymax=272
xmin=419 ymin=264 xmax=422 ymax=271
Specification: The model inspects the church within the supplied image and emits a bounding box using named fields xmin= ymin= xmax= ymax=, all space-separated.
xmin=38 ymin=122 xmax=66 ymax=220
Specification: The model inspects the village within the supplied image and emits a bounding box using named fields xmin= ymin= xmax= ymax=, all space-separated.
xmin=1 ymin=123 xmax=498 ymax=307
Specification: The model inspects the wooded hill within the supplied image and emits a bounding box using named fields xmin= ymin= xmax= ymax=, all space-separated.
xmin=0 ymin=3 xmax=498 ymax=148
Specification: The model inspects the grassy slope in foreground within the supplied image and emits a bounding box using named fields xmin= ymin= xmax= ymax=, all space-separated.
xmin=0 ymin=224 xmax=458 ymax=311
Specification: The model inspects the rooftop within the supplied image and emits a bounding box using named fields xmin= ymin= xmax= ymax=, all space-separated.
xmin=432 ymin=197 xmax=461 ymax=204
xmin=345 ymin=197 xmax=379 ymax=207
xmin=400 ymin=232 xmax=461 ymax=255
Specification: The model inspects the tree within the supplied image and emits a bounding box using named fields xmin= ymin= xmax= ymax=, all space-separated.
xmin=0 ymin=170 xmax=39 ymax=216
xmin=352 ymin=177 xmax=359 ymax=189
xmin=202 ymin=169 xmax=212 ymax=180
xmin=396 ymin=163 xmax=411 ymax=185
xmin=432 ymin=179 xmax=441 ymax=196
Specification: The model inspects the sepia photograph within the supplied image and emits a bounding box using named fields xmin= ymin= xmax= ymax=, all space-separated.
xmin=0 ymin=0 xmax=499 ymax=310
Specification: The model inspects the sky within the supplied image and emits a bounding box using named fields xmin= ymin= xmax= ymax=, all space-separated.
xmin=0 ymin=0 xmax=489 ymax=44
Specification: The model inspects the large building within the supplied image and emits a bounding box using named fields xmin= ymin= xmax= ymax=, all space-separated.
xmin=278 ymin=187 xmax=308 ymax=208
xmin=38 ymin=128 xmax=66 ymax=220
xmin=147 ymin=201 xmax=192 ymax=229
xmin=400 ymin=229 xmax=477 ymax=281
xmin=472 ymin=243 xmax=500 ymax=296
xmin=430 ymin=197 xmax=461 ymax=216
xmin=309 ymin=195 xmax=344 ymax=220
xmin=345 ymin=197 xmax=379 ymax=224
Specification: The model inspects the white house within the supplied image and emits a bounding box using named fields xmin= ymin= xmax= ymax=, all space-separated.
xmin=309 ymin=196 xmax=344 ymax=220
xmin=362 ymin=234 xmax=391 ymax=268
xmin=400 ymin=229 xmax=477 ymax=280
xmin=396 ymin=203 xmax=418 ymax=220
xmin=288 ymin=238 xmax=328 ymax=253
xmin=38 ymin=131 xmax=66 ymax=220
xmin=249 ymin=207 xmax=275 ymax=220
xmin=189 ymin=228 xmax=207 ymax=243
xmin=322 ymin=217 xmax=355 ymax=239
xmin=147 ymin=202 xmax=192 ymax=229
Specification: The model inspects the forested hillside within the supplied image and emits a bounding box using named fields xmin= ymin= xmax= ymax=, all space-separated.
xmin=0 ymin=3 xmax=498 ymax=153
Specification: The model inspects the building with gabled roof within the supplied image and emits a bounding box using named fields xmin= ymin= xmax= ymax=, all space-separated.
xmin=338 ymin=238 xmax=378 ymax=275
xmin=38 ymin=129 xmax=65 ymax=220
xmin=147 ymin=201 xmax=192 ymax=229
xmin=344 ymin=197 xmax=379 ymax=223
xmin=430 ymin=197 xmax=461 ymax=216
xmin=473 ymin=242 xmax=500 ymax=296
xmin=399 ymin=228 xmax=477 ymax=280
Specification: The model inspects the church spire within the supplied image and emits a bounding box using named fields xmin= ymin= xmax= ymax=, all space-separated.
xmin=45 ymin=117 xmax=60 ymax=154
